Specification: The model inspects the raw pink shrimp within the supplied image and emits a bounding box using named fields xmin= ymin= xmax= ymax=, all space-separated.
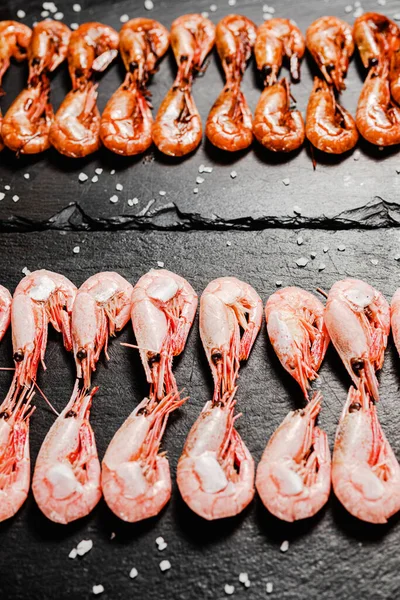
xmin=102 ymin=269 xmax=197 ymax=522
xmin=306 ymin=16 xmax=354 ymax=91
xmin=332 ymin=384 xmax=400 ymax=523
xmin=390 ymin=288 xmax=400 ymax=356
xmin=1 ymin=21 xmax=70 ymax=154
xmin=256 ymin=392 xmax=331 ymax=522
xmin=254 ymin=18 xmax=305 ymax=85
xmin=152 ymin=14 xmax=215 ymax=156
xmin=324 ymin=279 xmax=390 ymax=402
xmin=72 ymin=272 xmax=133 ymax=390
xmin=12 ymin=269 xmax=77 ymax=387
xmin=177 ymin=277 xmax=262 ymax=520
xmin=49 ymin=23 xmax=119 ymax=158
xmin=32 ymin=383 xmax=101 ymax=524
xmin=205 ymin=15 xmax=256 ymax=152
xmin=100 ymin=18 xmax=170 ymax=156
xmin=0 ymin=383 xmax=35 ymax=522
xmin=265 ymin=287 xmax=329 ymax=398
xmin=0 ymin=284 xmax=12 ymax=341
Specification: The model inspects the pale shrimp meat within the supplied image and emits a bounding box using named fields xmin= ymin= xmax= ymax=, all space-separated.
xmin=100 ymin=18 xmax=169 ymax=156
xmin=306 ymin=77 xmax=358 ymax=154
xmin=253 ymin=78 xmax=305 ymax=152
xmin=254 ymin=18 xmax=305 ymax=85
xmin=306 ymin=16 xmax=354 ymax=91
xmin=332 ymin=384 xmax=400 ymax=523
xmin=356 ymin=63 xmax=400 ymax=146
xmin=177 ymin=277 xmax=262 ymax=520
xmin=206 ymin=14 xmax=256 ymax=152
xmin=102 ymin=269 xmax=197 ymax=522
xmin=324 ymin=278 xmax=390 ymax=402
xmin=265 ymin=286 xmax=329 ymax=398
xmin=32 ymin=382 xmax=101 ymax=524
xmin=256 ymin=392 xmax=331 ymax=522
xmin=49 ymin=23 xmax=119 ymax=158
xmin=152 ymin=14 xmax=215 ymax=156
xmin=72 ymin=271 xmax=133 ymax=389
xmin=12 ymin=269 xmax=77 ymax=387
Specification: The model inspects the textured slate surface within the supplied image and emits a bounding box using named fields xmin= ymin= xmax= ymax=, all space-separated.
xmin=0 ymin=229 xmax=400 ymax=599
xmin=1 ymin=0 xmax=400 ymax=230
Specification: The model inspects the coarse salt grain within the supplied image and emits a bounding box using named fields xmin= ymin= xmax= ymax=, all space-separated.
xmin=193 ymin=188 xmax=199 ymax=194
xmin=22 ymin=267 xmax=31 ymax=276
xmin=323 ymin=246 xmax=329 ymax=253
xmin=230 ymin=170 xmax=237 ymax=178
xmin=24 ymin=173 xmax=30 ymax=179
xmin=17 ymin=9 xmax=26 ymax=18
xmin=297 ymin=236 xmax=303 ymax=245
xmin=210 ymin=4 xmax=217 ymax=11
xmin=203 ymin=166 xmax=213 ymax=173
xmin=4 ymin=185 xmax=10 ymax=190
xmin=54 ymin=12 xmax=64 ymax=20
xmin=310 ymin=251 xmax=316 ymax=259
xmin=280 ymin=540 xmax=289 ymax=552
xmin=73 ymin=246 xmax=80 ymax=254
xmin=159 ymin=190 xmax=166 ymax=196
xmin=318 ymin=263 xmax=326 ymax=271
xmin=198 ymin=164 xmax=205 ymax=173
xmin=228 ymin=0 xmax=236 ymax=5
xmin=239 ymin=573 xmax=248 ymax=584
xmin=226 ymin=241 xmax=231 ymax=246
xmin=337 ymin=244 xmax=346 ymax=251
xmin=293 ymin=205 xmax=302 ymax=215
xmin=92 ymin=585 xmax=104 ymax=595
xmin=69 ymin=548 xmax=78 ymax=559
xmin=296 ymin=257 xmax=308 ymax=267
xmin=129 ymin=567 xmax=138 ymax=579
xmin=244 ymin=581 xmax=251 ymax=588
xmin=159 ymin=560 xmax=171 ymax=572
xmin=156 ymin=536 xmax=165 ymax=545
xmin=116 ymin=183 xmax=123 ymax=191
xmin=276 ymin=280 xmax=282 ymax=286
xmin=353 ymin=7 xmax=363 ymax=17
xmin=12 ymin=195 xmax=19 ymax=202
xmin=92 ymin=175 xmax=98 ymax=183
xmin=266 ymin=582 xmax=274 ymax=594
xmin=371 ymin=259 xmax=378 ymax=265
xmin=144 ymin=0 xmax=154 ymax=9
xmin=110 ymin=169 xmax=115 ymax=175
xmin=224 ymin=584 xmax=235 ymax=595
xmin=202 ymin=11 xmax=209 ymax=17
xmin=282 ymin=177 xmax=290 ymax=186
xmin=41 ymin=10 xmax=50 ymax=17
xmin=394 ymin=13 xmax=400 ymax=21
xmin=158 ymin=542 xmax=168 ymax=551
xmin=353 ymin=150 xmax=361 ymax=161
xmin=73 ymin=3 xmax=81 ymax=12
xmin=110 ymin=195 xmax=119 ymax=203
xmin=344 ymin=5 xmax=352 ymax=13
xmin=157 ymin=261 xmax=165 ymax=268
xmin=78 ymin=172 xmax=88 ymax=182
xmin=95 ymin=168 xmax=103 ymax=175
xmin=70 ymin=23 xmax=79 ymax=30
xmin=196 ymin=176 xmax=205 ymax=184
xmin=0 ymin=193 xmax=5 ymax=201
xmin=377 ymin=0 xmax=386 ymax=5
xmin=120 ymin=14 xmax=129 ymax=23
xmin=76 ymin=539 xmax=93 ymax=556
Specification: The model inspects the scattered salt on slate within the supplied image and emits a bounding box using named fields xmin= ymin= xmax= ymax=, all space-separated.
xmin=371 ymin=259 xmax=378 ymax=266
xmin=0 ymin=193 xmax=5 ymax=201
xmin=92 ymin=584 xmax=104 ymax=595
xmin=280 ymin=540 xmax=289 ymax=552
xmin=337 ymin=245 xmax=346 ymax=252
xmin=129 ymin=567 xmax=138 ymax=579
xmin=144 ymin=0 xmax=154 ymax=9
xmin=282 ymin=178 xmax=290 ymax=186
xmin=157 ymin=261 xmax=165 ymax=268
xmin=116 ymin=183 xmax=123 ymax=191
xmin=78 ymin=173 xmax=88 ymax=182
xmin=323 ymin=246 xmax=329 ymax=253
xmin=110 ymin=195 xmax=118 ymax=203
xmin=293 ymin=205 xmax=302 ymax=215
xmin=120 ymin=14 xmax=129 ymax=22
xmin=230 ymin=170 xmax=237 ymax=179
xmin=92 ymin=175 xmax=98 ymax=183
xmin=73 ymin=246 xmax=80 ymax=254
xmin=196 ymin=176 xmax=204 ymax=184
xmin=159 ymin=560 xmax=171 ymax=572
xmin=73 ymin=4 xmax=81 ymax=12
xmin=266 ymin=582 xmax=274 ymax=594
xmin=193 ymin=188 xmax=199 ymax=194
xmin=297 ymin=236 xmax=303 ymax=245
xmin=318 ymin=263 xmax=326 ymax=271
xmin=71 ymin=23 xmax=78 ymax=30
xmin=276 ymin=280 xmax=282 ymax=286
xmin=224 ymin=584 xmax=235 ymax=595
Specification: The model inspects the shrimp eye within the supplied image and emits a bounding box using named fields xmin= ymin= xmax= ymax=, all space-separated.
xmin=180 ymin=54 xmax=188 ymax=63
xmin=65 ymin=410 xmax=77 ymax=418
xmin=77 ymin=348 xmax=87 ymax=361
xmin=13 ymin=350 xmax=24 ymax=362
xmin=212 ymin=351 xmax=223 ymax=364
xmin=148 ymin=353 xmax=160 ymax=366
xmin=262 ymin=64 xmax=272 ymax=77
xmin=0 ymin=411 xmax=9 ymax=420
xmin=31 ymin=57 xmax=40 ymax=66
xmin=351 ymin=358 xmax=364 ymax=373
xmin=326 ymin=63 xmax=335 ymax=73
xmin=129 ymin=61 xmax=139 ymax=72
xmin=370 ymin=57 xmax=379 ymax=67
xmin=349 ymin=402 xmax=362 ymax=413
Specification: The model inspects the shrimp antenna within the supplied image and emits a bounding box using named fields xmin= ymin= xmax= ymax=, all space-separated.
xmin=33 ymin=380 xmax=60 ymax=416
xmin=316 ymin=287 xmax=328 ymax=299
xmin=120 ymin=342 xmax=160 ymax=354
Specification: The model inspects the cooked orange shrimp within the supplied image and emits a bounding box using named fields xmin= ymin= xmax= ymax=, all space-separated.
xmin=254 ymin=18 xmax=305 ymax=85
xmin=32 ymin=382 xmax=101 ymax=524
xmin=253 ymin=78 xmax=305 ymax=152
xmin=356 ymin=63 xmax=400 ymax=146
xmin=152 ymin=14 xmax=215 ymax=156
xmin=72 ymin=272 xmax=133 ymax=390
xmin=0 ymin=382 xmax=35 ymax=522
xmin=205 ymin=15 xmax=256 ymax=152
xmin=306 ymin=77 xmax=358 ymax=154
xmin=265 ymin=287 xmax=329 ymax=399
xmin=256 ymin=392 xmax=331 ymax=522
xmin=49 ymin=23 xmax=118 ymax=158
xmin=325 ymin=279 xmax=390 ymax=402
xmin=12 ymin=270 xmax=77 ymax=387
xmin=332 ymin=384 xmax=400 ymax=523
xmin=129 ymin=269 xmax=198 ymax=400
xmin=1 ymin=21 xmax=70 ymax=154
xmin=100 ymin=18 xmax=169 ymax=156
xmin=102 ymin=269 xmax=197 ymax=522
xmin=177 ymin=277 xmax=262 ymax=520
xmin=306 ymin=16 xmax=354 ymax=92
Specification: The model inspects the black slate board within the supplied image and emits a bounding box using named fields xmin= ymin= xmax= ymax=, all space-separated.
xmin=0 ymin=229 xmax=400 ymax=600
xmin=1 ymin=0 xmax=400 ymax=231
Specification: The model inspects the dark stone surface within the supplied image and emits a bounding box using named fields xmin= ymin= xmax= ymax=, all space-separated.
xmin=0 ymin=229 xmax=400 ymax=599
xmin=1 ymin=0 xmax=400 ymax=230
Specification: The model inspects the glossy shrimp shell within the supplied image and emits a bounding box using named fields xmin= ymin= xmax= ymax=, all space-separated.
xmin=256 ymin=392 xmax=331 ymax=522
xmin=100 ymin=18 xmax=170 ymax=156
xmin=306 ymin=77 xmax=358 ymax=154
